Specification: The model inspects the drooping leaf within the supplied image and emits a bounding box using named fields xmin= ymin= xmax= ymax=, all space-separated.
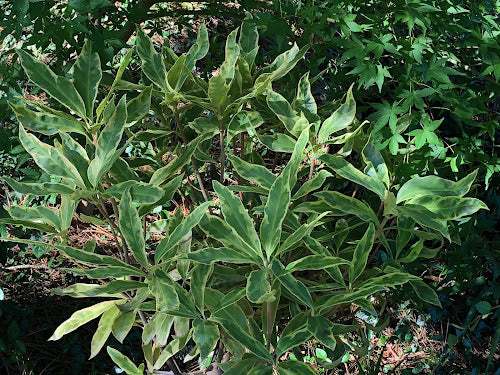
xmin=148 ymin=272 xmax=179 ymax=312
xmin=153 ymin=331 xmax=192 ymax=370
xmin=1 ymin=176 xmax=75 ymax=195
xmin=227 ymin=111 xmax=263 ymax=139
xmin=362 ymin=141 xmax=390 ymax=188
xmin=410 ymin=279 xmax=441 ymax=307
xmin=292 ymin=170 xmax=331 ymax=199
xmin=406 ymin=196 xmax=488 ymax=220
xmin=126 ymin=86 xmax=152 ymax=124
xmin=271 ymin=259 xmax=313 ymax=308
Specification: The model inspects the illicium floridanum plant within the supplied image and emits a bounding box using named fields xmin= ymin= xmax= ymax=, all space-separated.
xmin=0 ymin=19 xmax=488 ymax=374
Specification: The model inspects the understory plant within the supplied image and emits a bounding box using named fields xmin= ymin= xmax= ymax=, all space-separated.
xmin=0 ymin=20 xmax=488 ymax=374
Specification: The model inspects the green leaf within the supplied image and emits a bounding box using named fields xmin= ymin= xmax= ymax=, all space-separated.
xmin=88 ymin=96 xmax=127 ymax=187
xmin=153 ymin=331 xmax=192 ymax=370
xmin=53 ymin=283 xmax=123 ymax=298
xmin=227 ymin=154 xmax=276 ymax=189
xmin=362 ymin=142 xmax=389 ymax=188
xmin=90 ymin=304 xmax=120 ymax=358
xmin=405 ymin=196 xmax=487 ymax=220
xmin=213 ymin=181 xmax=261 ymax=256
xmin=308 ymin=316 xmax=357 ymax=351
xmin=396 ymin=170 xmax=478 ymax=204
xmin=7 ymin=205 xmax=61 ymax=230
xmin=135 ymin=27 xmax=167 ymax=91
xmin=112 ymin=310 xmax=137 ymax=343
xmin=410 ymin=279 xmax=441 ymax=307
xmin=209 ymin=316 xmax=272 ymax=361
xmin=191 ymin=264 xmax=212 ymax=314
xmin=258 ymin=133 xmax=296 ymax=153
xmin=314 ymin=191 xmax=379 ymax=224
xmin=315 ymin=286 xmax=386 ymax=315
xmin=62 ymin=281 xmax=146 ymax=297
xmin=49 ymin=300 xmax=118 ymax=340
xmin=318 ymin=85 xmax=356 ymax=143
xmin=295 ymin=72 xmax=317 ymax=116
xmin=126 ymin=86 xmax=152 ymax=124
xmin=118 ymin=188 xmax=149 ymax=268
xmin=107 ymin=347 xmax=143 ymax=375
xmin=188 ymin=246 xmax=256 ymax=265
xmin=239 ymin=17 xmax=259 ymax=67
xmin=266 ymin=90 xmax=309 ymax=137
xmin=148 ymin=273 xmax=179 ymax=311
xmin=265 ymin=43 xmax=308 ymax=81
xmin=275 ymin=312 xmax=312 ymax=358
xmin=17 ymin=49 xmax=86 ymax=117
xmin=19 ymin=126 xmax=86 ymax=188
xmin=208 ymin=73 xmax=229 ymax=110
xmin=185 ymin=24 xmax=209 ymax=70
xmin=106 ymin=181 xmax=163 ymax=205
xmin=1 ymin=176 xmax=74 ymax=195
xmin=292 ymin=170 xmax=331 ymax=199
xmin=11 ymin=104 xmax=86 ymax=136
xmin=349 ymin=223 xmax=376 ymax=284
xmin=286 ymin=255 xmax=351 ymax=273
xmin=246 ymin=269 xmax=275 ymax=304
xmin=149 ymin=137 xmax=201 ymax=185
xmin=220 ymin=28 xmax=240 ymax=82
xmin=193 ymin=319 xmax=219 ymax=359
xmin=276 ymin=214 xmax=328 ymax=256
xmin=198 ymin=215 xmax=262 ymax=264
xmin=357 ymin=272 xmax=419 ymax=290
xmin=73 ymin=40 xmax=101 ymax=118
xmin=278 ymin=360 xmax=318 ymax=375
xmin=396 ymin=205 xmax=449 ymax=239
xmin=271 ymin=259 xmax=313 ymax=308
xmin=319 ymin=154 xmax=386 ymax=199
xmin=227 ymin=111 xmax=263 ymax=139
xmin=155 ymin=201 xmax=211 ymax=263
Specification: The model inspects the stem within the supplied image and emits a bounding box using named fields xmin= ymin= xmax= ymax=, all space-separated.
xmin=266 ymin=301 xmax=274 ymax=352
xmin=298 ymin=159 xmax=316 ymax=223
xmin=172 ymin=106 xmax=209 ymax=201
xmin=97 ymin=201 xmax=127 ymax=261
xmin=218 ymin=117 xmax=225 ymax=184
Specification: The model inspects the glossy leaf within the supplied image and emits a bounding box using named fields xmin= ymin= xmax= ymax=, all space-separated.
xmin=105 ymin=181 xmax=163 ymax=204
xmin=246 ymin=269 xmax=275 ymax=304
xmin=271 ymin=259 xmax=313 ymax=308
xmin=362 ymin=141 xmax=389 ymax=188
xmin=315 ymin=191 xmax=379 ymax=224
xmin=258 ymin=133 xmax=296 ymax=153
xmin=126 ymin=86 xmax=152 ymax=124
xmin=153 ymin=331 xmax=192 ymax=370
xmin=396 ymin=170 xmax=478 ymax=204
xmin=292 ymin=170 xmax=331 ymax=199
xmin=286 ymin=255 xmax=351 ymax=273
xmin=227 ymin=111 xmax=263 ymax=139
xmin=227 ymin=154 xmax=275 ymax=189
xmin=406 ymin=196 xmax=487 ymax=220
xmin=111 ymin=310 xmax=137 ymax=343
xmin=148 ymin=273 xmax=179 ymax=311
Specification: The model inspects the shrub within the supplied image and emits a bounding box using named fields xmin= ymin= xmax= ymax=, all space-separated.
xmin=0 ymin=20 xmax=488 ymax=374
